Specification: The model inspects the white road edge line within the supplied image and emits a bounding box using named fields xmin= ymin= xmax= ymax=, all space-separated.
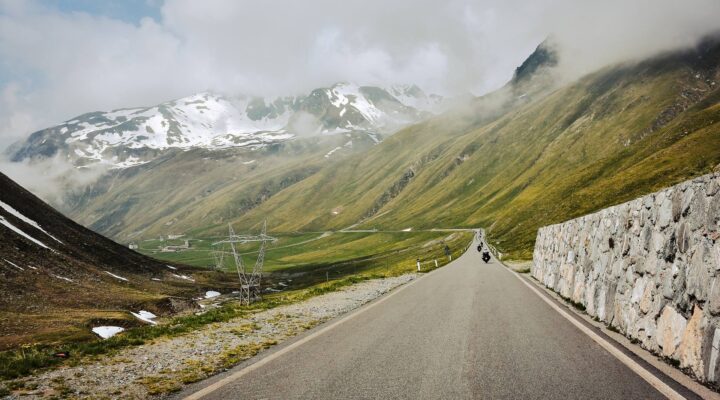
xmin=505 ymin=267 xmax=686 ymax=400
xmin=183 ymin=264 xmax=450 ymax=400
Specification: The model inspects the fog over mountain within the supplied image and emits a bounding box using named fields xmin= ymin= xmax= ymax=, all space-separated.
xmin=0 ymin=0 xmax=719 ymax=152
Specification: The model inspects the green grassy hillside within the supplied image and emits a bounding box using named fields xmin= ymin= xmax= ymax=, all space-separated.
xmin=216 ymin=39 xmax=720 ymax=259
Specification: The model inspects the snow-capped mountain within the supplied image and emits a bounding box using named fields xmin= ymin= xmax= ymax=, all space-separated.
xmin=10 ymin=83 xmax=442 ymax=168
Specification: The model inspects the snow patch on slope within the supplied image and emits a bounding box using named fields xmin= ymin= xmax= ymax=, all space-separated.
xmin=92 ymin=326 xmax=124 ymax=339
xmin=0 ymin=200 xmax=63 ymax=243
xmin=329 ymin=83 xmax=383 ymax=123
xmin=0 ymin=216 xmax=50 ymax=249
xmin=105 ymin=271 xmax=129 ymax=282
xmin=172 ymin=273 xmax=194 ymax=282
xmin=131 ymin=310 xmax=158 ymax=325
xmin=52 ymin=274 xmax=74 ymax=283
xmin=3 ymin=258 xmax=24 ymax=271
xmin=324 ymin=146 xmax=342 ymax=159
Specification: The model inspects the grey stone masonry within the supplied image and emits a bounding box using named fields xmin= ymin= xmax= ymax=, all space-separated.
xmin=533 ymin=172 xmax=720 ymax=384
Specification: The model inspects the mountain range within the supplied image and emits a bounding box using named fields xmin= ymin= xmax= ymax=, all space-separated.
xmin=10 ymin=83 xmax=444 ymax=169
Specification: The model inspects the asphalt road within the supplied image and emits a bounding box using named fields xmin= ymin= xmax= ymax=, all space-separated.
xmin=183 ymin=236 xmax=675 ymax=399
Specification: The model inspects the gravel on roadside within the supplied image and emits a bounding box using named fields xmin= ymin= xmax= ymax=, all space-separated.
xmin=4 ymin=274 xmax=417 ymax=399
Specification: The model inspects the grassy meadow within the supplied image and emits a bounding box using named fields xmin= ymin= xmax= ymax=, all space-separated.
xmin=138 ymin=230 xmax=474 ymax=286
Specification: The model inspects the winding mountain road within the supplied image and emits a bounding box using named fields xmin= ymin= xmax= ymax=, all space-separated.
xmin=181 ymin=235 xmax=700 ymax=399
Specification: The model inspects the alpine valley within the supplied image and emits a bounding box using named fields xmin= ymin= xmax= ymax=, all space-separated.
xmin=4 ymin=2 xmax=720 ymax=397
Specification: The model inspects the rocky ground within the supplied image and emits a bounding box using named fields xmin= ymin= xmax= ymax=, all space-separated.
xmin=2 ymin=274 xmax=417 ymax=399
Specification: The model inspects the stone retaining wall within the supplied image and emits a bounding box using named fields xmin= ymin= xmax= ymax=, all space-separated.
xmin=532 ymin=172 xmax=720 ymax=384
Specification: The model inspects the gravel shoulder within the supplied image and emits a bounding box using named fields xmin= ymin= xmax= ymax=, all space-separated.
xmin=4 ymin=274 xmax=417 ymax=399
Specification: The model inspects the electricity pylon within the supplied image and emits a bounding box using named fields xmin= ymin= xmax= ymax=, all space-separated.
xmin=212 ymin=220 xmax=276 ymax=305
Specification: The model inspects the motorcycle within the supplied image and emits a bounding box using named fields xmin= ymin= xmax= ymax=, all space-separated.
xmin=482 ymin=251 xmax=491 ymax=263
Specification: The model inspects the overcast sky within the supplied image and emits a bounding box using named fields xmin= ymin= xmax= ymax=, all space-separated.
xmin=1 ymin=0 xmax=719 ymax=150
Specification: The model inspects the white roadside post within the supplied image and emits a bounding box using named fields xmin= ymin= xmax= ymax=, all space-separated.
xmin=416 ymin=259 xmax=421 ymax=272
xmin=434 ymin=259 xmax=438 ymax=267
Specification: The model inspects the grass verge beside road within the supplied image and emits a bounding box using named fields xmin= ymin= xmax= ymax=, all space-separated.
xmin=0 ymin=230 xmax=472 ymax=382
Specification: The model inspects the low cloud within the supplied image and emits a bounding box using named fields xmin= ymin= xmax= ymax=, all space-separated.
xmin=287 ymin=112 xmax=323 ymax=137
xmin=0 ymin=156 xmax=109 ymax=206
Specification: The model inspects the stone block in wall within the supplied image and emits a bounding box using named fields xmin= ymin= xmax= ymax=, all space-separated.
xmin=678 ymin=305 xmax=708 ymax=380
xmin=709 ymin=278 xmax=720 ymax=316
xmin=657 ymin=305 xmax=687 ymax=358
xmin=704 ymin=328 xmax=720 ymax=382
